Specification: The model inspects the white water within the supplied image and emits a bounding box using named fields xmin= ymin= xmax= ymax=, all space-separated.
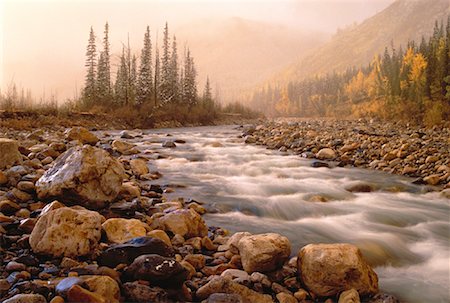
xmin=119 ymin=125 xmax=450 ymax=303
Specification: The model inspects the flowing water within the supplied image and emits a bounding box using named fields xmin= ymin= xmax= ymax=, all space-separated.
xmin=119 ymin=125 xmax=449 ymax=303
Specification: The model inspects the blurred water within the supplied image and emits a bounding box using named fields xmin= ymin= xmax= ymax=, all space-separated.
xmin=113 ymin=125 xmax=450 ymax=303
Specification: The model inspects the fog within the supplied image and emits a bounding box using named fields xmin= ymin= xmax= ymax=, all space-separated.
xmin=1 ymin=0 xmax=394 ymax=101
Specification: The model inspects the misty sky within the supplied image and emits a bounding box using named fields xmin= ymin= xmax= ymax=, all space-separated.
xmin=0 ymin=0 xmax=394 ymax=100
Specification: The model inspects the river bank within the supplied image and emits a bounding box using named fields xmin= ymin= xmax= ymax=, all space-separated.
xmin=242 ymin=119 xmax=450 ymax=189
xmin=0 ymin=126 xmax=406 ymax=303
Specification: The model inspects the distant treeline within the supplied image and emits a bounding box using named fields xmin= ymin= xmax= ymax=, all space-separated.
xmin=0 ymin=22 xmax=260 ymax=126
xmin=250 ymin=17 xmax=450 ymax=126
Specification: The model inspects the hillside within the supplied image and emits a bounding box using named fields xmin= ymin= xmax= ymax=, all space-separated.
xmin=176 ymin=17 xmax=327 ymax=100
xmin=275 ymin=0 xmax=450 ymax=84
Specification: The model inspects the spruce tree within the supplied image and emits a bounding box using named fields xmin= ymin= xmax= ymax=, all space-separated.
xmin=136 ymin=26 xmax=153 ymax=105
xmin=154 ymin=44 xmax=160 ymax=106
xmin=97 ymin=22 xmax=112 ymax=105
xmin=159 ymin=22 xmax=172 ymax=103
xmin=182 ymin=48 xmax=197 ymax=107
xmin=115 ymin=47 xmax=128 ymax=105
xmin=83 ymin=27 xmax=97 ymax=107
xmin=169 ymin=35 xmax=179 ymax=103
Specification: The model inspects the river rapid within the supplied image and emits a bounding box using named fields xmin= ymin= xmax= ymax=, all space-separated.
xmin=123 ymin=125 xmax=449 ymax=303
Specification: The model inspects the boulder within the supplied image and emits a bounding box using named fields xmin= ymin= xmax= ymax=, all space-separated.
xmin=196 ymin=276 xmax=273 ymax=303
xmin=130 ymin=158 xmax=149 ymax=177
xmin=0 ymin=138 xmax=22 ymax=169
xmin=147 ymin=229 xmax=172 ymax=246
xmin=2 ymin=294 xmax=47 ymax=303
xmin=29 ymin=206 xmax=105 ymax=257
xmin=97 ymin=236 xmax=174 ymax=268
xmin=162 ymin=141 xmax=176 ymax=148
xmin=316 ymin=148 xmax=336 ymax=160
xmin=65 ymin=127 xmax=99 ymax=145
xmin=111 ymin=140 xmax=139 ymax=155
xmin=123 ymin=254 xmax=189 ymax=288
xmin=102 ymin=218 xmax=149 ymax=243
xmin=297 ymin=243 xmax=378 ymax=297
xmin=226 ymin=232 xmax=252 ymax=254
xmin=67 ymin=285 xmax=106 ymax=303
xmin=205 ymin=293 xmax=243 ymax=303
xmin=154 ymin=209 xmax=208 ymax=238
xmin=36 ymin=145 xmax=124 ymax=209
xmin=237 ymin=233 xmax=291 ymax=273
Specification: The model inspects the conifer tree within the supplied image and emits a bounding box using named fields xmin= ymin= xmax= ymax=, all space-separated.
xmin=182 ymin=48 xmax=197 ymax=106
xmin=169 ymin=35 xmax=179 ymax=103
xmin=137 ymin=26 xmax=153 ymax=105
xmin=114 ymin=47 xmax=128 ymax=105
xmin=97 ymin=22 xmax=111 ymax=105
xmin=159 ymin=22 xmax=172 ymax=103
xmin=154 ymin=44 xmax=160 ymax=106
xmin=83 ymin=27 xmax=97 ymax=107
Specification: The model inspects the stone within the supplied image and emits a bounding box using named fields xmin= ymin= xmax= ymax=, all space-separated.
xmin=293 ymin=289 xmax=308 ymax=301
xmin=297 ymin=243 xmax=378 ymax=297
xmin=311 ymin=161 xmax=330 ymax=168
xmin=368 ymin=293 xmax=400 ymax=303
xmin=316 ymin=148 xmax=336 ymax=160
xmin=2 ymin=294 xmax=47 ymax=303
xmin=97 ymin=236 xmax=174 ymax=268
xmin=205 ymin=293 xmax=243 ymax=303
xmin=130 ymin=158 xmax=149 ymax=177
xmin=184 ymin=254 xmax=206 ymax=270
xmin=425 ymin=155 xmax=439 ymax=164
xmin=0 ymin=199 xmax=21 ymax=215
xmin=221 ymin=269 xmax=250 ymax=281
xmin=123 ymin=282 xmax=168 ymax=303
xmin=196 ymin=276 xmax=273 ymax=303
xmin=112 ymin=140 xmax=138 ymax=155
xmin=118 ymin=181 xmax=141 ymax=200
xmin=0 ymin=170 xmax=8 ymax=185
xmin=102 ymin=218 xmax=149 ymax=243
xmin=5 ymin=261 xmax=26 ymax=272
xmin=65 ymin=127 xmax=99 ymax=145
xmin=49 ymin=296 xmax=64 ymax=303
xmin=162 ymin=141 xmax=176 ymax=148
xmin=226 ymin=232 xmax=252 ymax=254
xmin=339 ymin=289 xmax=360 ymax=303
xmin=36 ymin=145 xmax=124 ymax=210
xmin=17 ymin=181 xmax=36 ymax=193
xmin=123 ymin=254 xmax=189 ymax=288
xmin=345 ymin=182 xmax=375 ymax=193
xmin=67 ymin=285 xmax=106 ymax=303
xmin=39 ymin=201 xmax=65 ymax=217
xmin=276 ymin=292 xmax=298 ymax=303
xmin=29 ymin=206 xmax=104 ymax=257
xmin=423 ymin=174 xmax=441 ymax=186
xmin=147 ymin=229 xmax=172 ymax=246
xmin=19 ymin=217 xmax=36 ymax=233
xmin=0 ymin=138 xmax=22 ymax=169
xmin=56 ymin=277 xmax=87 ymax=297
xmin=237 ymin=233 xmax=291 ymax=273
xmin=154 ymin=209 xmax=208 ymax=238
xmin=81 ymin=275 xmax=120 ymax=303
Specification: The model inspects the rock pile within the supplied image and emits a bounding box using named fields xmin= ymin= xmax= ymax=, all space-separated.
xmin=0 ymin=127 xmax=399 ymax=303
xmin=243 ymin=120 xmax=450 ymax=188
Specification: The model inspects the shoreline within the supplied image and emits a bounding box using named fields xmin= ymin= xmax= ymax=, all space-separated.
xmin=242 ymin=119 xmax=450 ymax=191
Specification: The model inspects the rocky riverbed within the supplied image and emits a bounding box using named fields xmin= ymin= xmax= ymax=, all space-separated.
xmin=242 ymin=119 xmax=450 ymax=190
xmin=0 ymin=125 xmax=433 ymax=303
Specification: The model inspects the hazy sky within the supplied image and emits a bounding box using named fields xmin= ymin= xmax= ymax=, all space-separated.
xmin=0 ymin=0 xmax=394 ymax=100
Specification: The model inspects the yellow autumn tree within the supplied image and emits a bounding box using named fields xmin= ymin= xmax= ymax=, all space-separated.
xmin=275 ymin=88 xmax=291 ymax=116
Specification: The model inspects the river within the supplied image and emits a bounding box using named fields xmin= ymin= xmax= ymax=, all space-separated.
xmin=122 ymin=125 xmax=449 ymax=303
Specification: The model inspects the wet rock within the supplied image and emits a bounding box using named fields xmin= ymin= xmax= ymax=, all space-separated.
xmin=162 ymin=141 xmax=176 ymax=148
xmin=0 ymin=200 xmax=21 ymax=215
xmin=276 ymin=292 xmax=297 ymax=303
xmin=298 ymin=243 xmax=378 ymax=297
xmin=67 ymin=284 xmax=106 ymax=303
xmin=65 ymin=127 xmax=99 ymax=145
xmin=102 ymin=218 xmax=149 ymax=243
xmin=36 ymin=145 xmax=124 ymax=210
xmin=5 ymin=261 xmax=26 ymax=272
xmin=367 ymin=293 xmax=400 ymax=303
xmin=98 ymin=236 xmax=174 ymax=267
xmin=423 ymin=174 xmax=441 ymax=186
xmin=345 ymin=182 xmax=375 ymax=193
xmin=120 ymin=130 xmax=134 ymax=139
xmin=154 ymin=209 xmax=208 ymax=238
xmin=19 ymin=218 xmax=36 ymax=233
xmin=316 ymin=148 xmax=336 ymax=160
xmin=130 ymin=158 xmax=149 ymax=177
xmin=311 ymin=161 xmax=329 ymax=168
xmin=56 ymin=277 xmax=87 ymax=297
xmin=184 ymin=254 xmax=206 ymax=270
xmin=2 ymin=294 xmax=47 ymax=303
xmin=338 ymin=289 xmax=360 ymax=303
xmin=0 ymin=139 xmax=22 ymax=169
xmin=17 ymin=181 xmax=36 ymax=193
xmin=111 ymin=140 xmax=138 ymax=155
xmin=123 ymin=282 xmax=168 ymax=303
xmin=29 ymin=206 xmax=104 ymax=257
xmin=123 ymin=254 xmax=189 ymax=287
xmin=81 ymin=275 xmax=120 ymax=303
xmin=0 ymin=170 xmax=8 ymax=185
xmin=147 ymin=229 xmax=172 ymax=246
xmin=118 ymin=181 xmax=141 ymax=200
xmin=226 ymin=231 xmax=252 ymax=254
xmin=196 ymin=276 xmax=273 ymax=303
xmin=221 ymin=269 xmax=250 ymax=282
xmin=237 ymin=233 xmax=291 ymax=273
xmin=204 ymin=293 xmax=243 ymax=303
